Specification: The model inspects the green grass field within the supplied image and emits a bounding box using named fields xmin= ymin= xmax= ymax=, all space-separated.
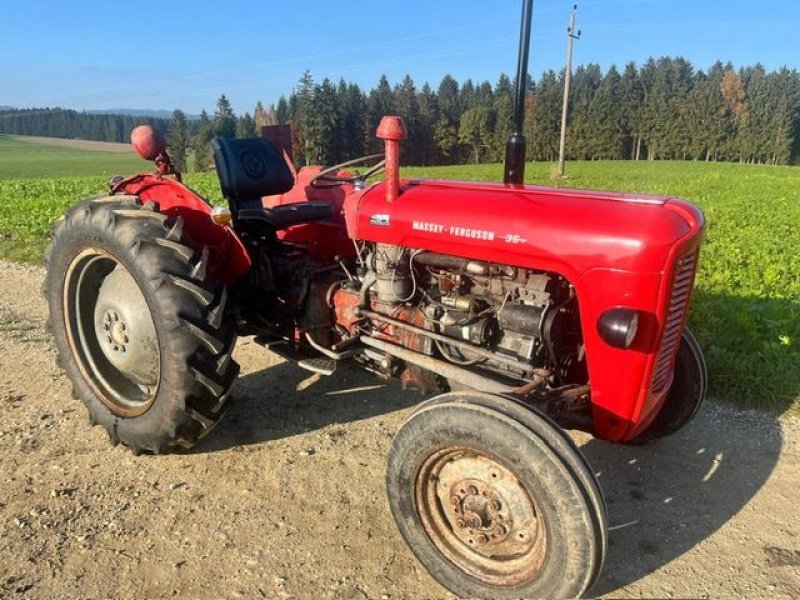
xmin=0 ymin=135 xmax=144 ymax=179
xmin=0 ymin=140 xmax=797 ymax=414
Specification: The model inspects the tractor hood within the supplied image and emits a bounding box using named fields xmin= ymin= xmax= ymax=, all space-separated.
xmin=344 ymin=179 xmax=704 ymax=280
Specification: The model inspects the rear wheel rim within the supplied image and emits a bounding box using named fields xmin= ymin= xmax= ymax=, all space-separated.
xmin=63 ymin=248 xmax=161 ymax=417
xmin=415 ymin=447 xmax=548 ymax=588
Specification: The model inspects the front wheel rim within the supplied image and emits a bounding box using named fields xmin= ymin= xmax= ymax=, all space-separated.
xmin=415 ymin=447 xmax=548 ymax=588
xmin=63 ymin=248 xmax=161 ymax=417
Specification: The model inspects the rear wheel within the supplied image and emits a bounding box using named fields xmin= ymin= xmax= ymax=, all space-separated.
xmin=44 ymin=195 xmax=239 ymax=454
xmin=628 ymin=327 xmax=707 ymax=444
xmin=386 ymin=392 xmax=606 ymax=599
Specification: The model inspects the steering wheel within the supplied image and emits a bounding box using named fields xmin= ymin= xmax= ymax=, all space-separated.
xmin=309 ymin=153 xmax=386 ymax=188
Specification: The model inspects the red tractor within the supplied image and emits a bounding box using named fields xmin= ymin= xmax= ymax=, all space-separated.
xmin=43 ymin=2 xmax=706 ymax=597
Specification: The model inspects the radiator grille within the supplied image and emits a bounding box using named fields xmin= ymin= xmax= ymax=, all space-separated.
xmin=649 ymin=250 xmax=697 ymax=394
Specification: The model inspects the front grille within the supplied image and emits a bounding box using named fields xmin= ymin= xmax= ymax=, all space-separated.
xmin=649 ymin=250 xmax=697 ymax=394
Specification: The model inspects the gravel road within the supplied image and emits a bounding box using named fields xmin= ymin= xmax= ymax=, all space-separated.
xmin=1 ymin=259 xmax=798 ymax=599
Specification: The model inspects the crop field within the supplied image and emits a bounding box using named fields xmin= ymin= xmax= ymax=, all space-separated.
xmin=0 ymin=135 xmax=143 ymax=179
xmin=0 ymin=146 xmax=797 ymax=414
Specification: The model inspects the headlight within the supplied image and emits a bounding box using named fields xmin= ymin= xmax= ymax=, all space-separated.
xmin=597 ymin=308 xmax=640 ymax=349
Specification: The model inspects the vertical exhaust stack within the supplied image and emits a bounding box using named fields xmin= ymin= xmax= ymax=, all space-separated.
xmin=377 ymin=116 xmax=407 ymax=202
xmin=503 ymin=0 xmax=534 ymax=185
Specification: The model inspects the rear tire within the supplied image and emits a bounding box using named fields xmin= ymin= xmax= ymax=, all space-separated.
xmin=628 ymin=327 xmax=707 ymax=444
xmin=386 ymin=392 xmax=606 ymax=599
xmin=44 ymin=195 xmax=239 ymax=454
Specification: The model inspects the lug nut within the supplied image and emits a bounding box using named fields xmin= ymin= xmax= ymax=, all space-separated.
xmin=477 ymin=534 xmax=489 ymax=543
xmin=456 ymin=518 xmax=465 ymax=528
xmin=467 ymin=485 xmax=478 ymax=495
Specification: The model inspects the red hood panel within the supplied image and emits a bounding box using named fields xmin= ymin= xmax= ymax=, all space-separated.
xmin=346 ymin=179 xmax=699 ymax=279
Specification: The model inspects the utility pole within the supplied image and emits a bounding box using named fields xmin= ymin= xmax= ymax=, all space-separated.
xmin=558 ymin=5 xmax=580 ymax=177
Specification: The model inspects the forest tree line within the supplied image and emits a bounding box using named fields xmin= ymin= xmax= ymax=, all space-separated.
xmin=3 ymin=56 xmax=799 ymax=170
xmin=0 ymin=108 xmax=170 ymax=145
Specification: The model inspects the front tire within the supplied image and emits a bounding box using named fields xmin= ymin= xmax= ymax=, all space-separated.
xmin=628 ymin=327 xmax=707 ymax=444
xmin=44 ymin=195 xmax=239 ymax=454
xmin=386 ymin=392 xmax=606 ymax=599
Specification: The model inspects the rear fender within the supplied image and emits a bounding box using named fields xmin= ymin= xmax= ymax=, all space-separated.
xmin=115 ymin=174 xmax=251 ymax=284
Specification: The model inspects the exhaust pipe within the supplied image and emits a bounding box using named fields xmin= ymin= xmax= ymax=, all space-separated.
xmin=503 ymin=0 xmax=534 ymax=185
xmin=376 ymin=116 xmax=407 ymax=202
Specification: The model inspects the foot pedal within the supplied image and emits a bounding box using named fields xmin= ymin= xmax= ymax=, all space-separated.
xmin=297 ymin=358 xmax=336 ymax=376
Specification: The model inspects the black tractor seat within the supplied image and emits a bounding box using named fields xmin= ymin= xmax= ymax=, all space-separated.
xmin=210 ymin=135 xmax=335 ymax=232
xmin=237 ymin=201 xmax=335 ymax=231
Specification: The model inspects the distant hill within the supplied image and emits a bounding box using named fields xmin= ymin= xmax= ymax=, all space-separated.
xmin=89 ymin=108 xmax=200 ymax=120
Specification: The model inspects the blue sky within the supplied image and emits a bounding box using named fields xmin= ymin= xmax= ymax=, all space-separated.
xmin=1 ymin=0 xmax=798 ymax=114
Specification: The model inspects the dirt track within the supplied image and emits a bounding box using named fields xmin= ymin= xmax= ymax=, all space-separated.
xmin=0 ymin=258 xmax=798 ymax=599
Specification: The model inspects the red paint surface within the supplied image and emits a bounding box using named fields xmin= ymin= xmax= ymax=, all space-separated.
xmin=116 ymin=174 xmax=252 ymax=284
xmin=376 ymin=116 xmax=407 ymax=203
xmin=262 ymin=166 xmax=355 ymax=262
xmin=117 ymin=165 xmax=706 ymax=442
xmin=344 ymin=178 xmax=705 ymax=441
xmin=130 ymin=126 xmax=167 ymax=161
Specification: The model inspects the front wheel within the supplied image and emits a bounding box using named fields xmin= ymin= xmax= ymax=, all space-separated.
xmin=628 ymin=327 xmax=707 ymax=444
xmin=386 ymin=392 xmax=606 ymax=599
xmin=44 ymin=195 xmax=239 ymax=454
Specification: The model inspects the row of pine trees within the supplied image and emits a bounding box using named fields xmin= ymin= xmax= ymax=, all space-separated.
xmin=3 ymin=57 xmax=799 ymax=169
xmin=0 ymin=109 xmax=169 ymax=146
xmin=184 ymin=58 xmax=800 ymax=170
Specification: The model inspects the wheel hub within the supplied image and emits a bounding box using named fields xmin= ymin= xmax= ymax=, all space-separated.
xmin=93 ymin=265 xmax=159 ymax=388
xmin=103 ymin=311 xmax=129 ymax=349
xmin=433 ymin=454 xmax=538 ymax=559
xmin=450 ymin=479 xmax=511 ymax=545
xmin=414 ymin=447 xmax=546 ymax=587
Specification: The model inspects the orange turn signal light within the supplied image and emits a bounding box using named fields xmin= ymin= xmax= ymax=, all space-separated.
xmin=210 ymin=207 xmax=232 ymax=226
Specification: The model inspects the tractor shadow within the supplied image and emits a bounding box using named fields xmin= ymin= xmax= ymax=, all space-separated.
xmin=198 ymin=355 xmax=421 ymax=453
xmin=584 ymin=401 xmax=783 ymax=596
xmin=202 ymin=350 xmax=783 ymax=598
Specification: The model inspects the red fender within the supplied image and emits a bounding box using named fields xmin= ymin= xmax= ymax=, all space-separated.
xmin=115 ymin=174 xmax=251 ymax=284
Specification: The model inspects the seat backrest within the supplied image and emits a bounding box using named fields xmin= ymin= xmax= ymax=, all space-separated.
xmin=211 ymin=137 xmax=294 ymax=210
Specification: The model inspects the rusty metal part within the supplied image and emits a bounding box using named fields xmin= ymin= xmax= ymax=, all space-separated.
xmin=359 ymin=336 xmax=512 ymax=394
xmin=510 ymin=374 xmax=549 ymax=396
xmin=415 ymin=447 xmax=547 ymax=587
xmin=519 ymin=384 xmax=594 ymax=433
xmin=331 ymin=286 xmax=363 ymax=334
xmin=552 ymin=384 xmax=591 ymax=398
xmin=393 ymin=306 xmax=441 ymax=393
xmin=359 ymin=308 xmax=538 ymax=375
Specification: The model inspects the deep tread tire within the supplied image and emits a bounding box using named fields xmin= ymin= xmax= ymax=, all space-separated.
xmin=44 ymin=195 xmax=239 ymax=454
xmin=627 ymin=327 xmax=707 ymax=445
xmin=387 ymin=392 xmax=607 ymax=599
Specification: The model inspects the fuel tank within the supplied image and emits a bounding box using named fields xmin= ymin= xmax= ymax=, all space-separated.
xmin=344 ymin=179 xmax=705 ymax=442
